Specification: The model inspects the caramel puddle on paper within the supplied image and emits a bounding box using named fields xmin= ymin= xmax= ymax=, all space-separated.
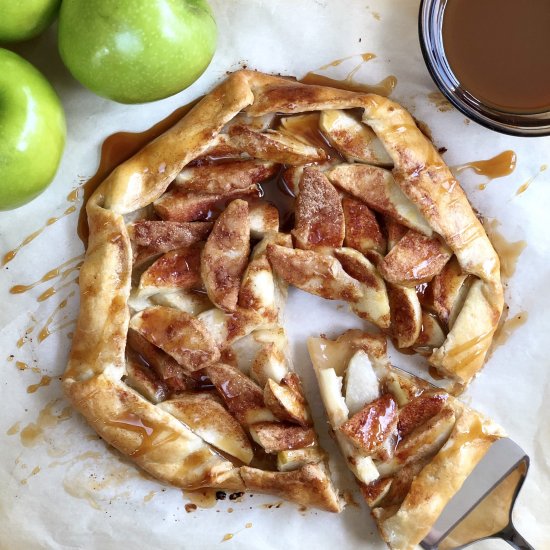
xmin=10 ymin=255 xmax=83 ymax=303
xmin=183 ymin=488 xmax=217 ymax=509
xmin=455 ymin=150 xmax=517 ymax=190
xmin=301 ymin=53 xmax=397 ymax=96
xmin=15 ymin=399 xmax=72 ymax=448
xmin=483 ymin=219 xmax=527 ymax=280
xmin=516 ymin=164 xmax=548 ymax=196
xmin=428 ymin=91 xmax=453 ymax=112
xmin=487 ymin=308 xmax=529 ymax=361
xmin=59 ymin=449 xmax=141 ymax=510
xmin=2 ymin=206 xmax=77 ymax=266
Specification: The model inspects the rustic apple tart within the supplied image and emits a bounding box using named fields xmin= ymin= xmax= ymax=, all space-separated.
xmin=308 ymin=331 xmax=505 ymax=549
xmin=64 ymin=70 xmax=503 ymax=512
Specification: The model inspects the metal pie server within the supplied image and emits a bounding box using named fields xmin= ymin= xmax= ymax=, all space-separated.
xmin=420 ymin=437 xmax=533 ymax=550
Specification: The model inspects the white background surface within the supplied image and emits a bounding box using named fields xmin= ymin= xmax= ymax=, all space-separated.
xmin=1 ymin=1 xmax=549 ymax=549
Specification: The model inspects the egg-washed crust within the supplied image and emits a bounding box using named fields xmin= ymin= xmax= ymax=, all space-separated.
xmin=63 ymin=71 xmax=502 ymax=510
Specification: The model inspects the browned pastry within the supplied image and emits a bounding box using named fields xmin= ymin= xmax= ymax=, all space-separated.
xmin=308 ymin=331 xmax=505 ymax=550
xmin=64 ymin=70 xmax=503 ymax=516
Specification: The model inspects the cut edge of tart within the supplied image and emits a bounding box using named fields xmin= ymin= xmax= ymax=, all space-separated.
xmin=64 ymin=70 xmax=503 ymax=512
xmin=308 ymin=331 xmax=505 ymax=549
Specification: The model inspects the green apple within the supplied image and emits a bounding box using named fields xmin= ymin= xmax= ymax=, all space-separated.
xmin=0 ymin=49 xmax=66 ymax=210
xmin=58 ymin=0 xmax=217 ymax=104
xmin=0 ymin=0 xmax=61 ymax=43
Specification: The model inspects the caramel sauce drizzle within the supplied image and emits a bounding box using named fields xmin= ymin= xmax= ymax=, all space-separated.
xmin=37 ymin=291 xmax=76 ymax=343
xmin=300 ymin=52 xmax=397 ymax=96
xmin=455 ymin=150 xmax=517 ymax=190
xmin=516 ymin=164 xmax=547 ymax=196
xmin=2 ymin=206 xmax=77 ymax=266
xmin=26 ymin=375 xmax=53 ymax=394
xmin=10 ymin=255 xmax=83 ymax=301
xmin=318 ymin=52 xmax=376 ymax=70
xmin=106 ymin=413 xmax=180 ymax=457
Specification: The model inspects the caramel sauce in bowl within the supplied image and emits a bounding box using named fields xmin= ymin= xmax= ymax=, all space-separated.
xmin=419 ymin=0 xmax=550 ymax=136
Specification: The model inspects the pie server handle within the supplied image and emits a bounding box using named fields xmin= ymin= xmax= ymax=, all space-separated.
xmin=493 ymin=523 xmax=534 ymax=550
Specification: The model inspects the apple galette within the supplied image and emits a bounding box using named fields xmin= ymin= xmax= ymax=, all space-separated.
xmin=64 ymin=70 xmax=503 ymax=512
xmin=308 ymin=331 xmax=505 ymax=549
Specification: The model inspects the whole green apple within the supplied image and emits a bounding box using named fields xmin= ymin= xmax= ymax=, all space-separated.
xmin=0 ymin=0 xmax=61 ymax=43
xmin=58 ymin=0 xmax=217 ymax=104
xmin=0 ymin=49 xmax=66 ymax=210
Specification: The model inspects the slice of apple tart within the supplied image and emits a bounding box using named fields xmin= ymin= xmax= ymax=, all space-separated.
xmin=64 ymin=70 xmax=503 ymax=510
xmin=308 ymin=331 xmax=505 ymax=549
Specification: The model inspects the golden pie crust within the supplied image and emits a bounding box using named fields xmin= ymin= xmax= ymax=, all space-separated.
xmin=64 ymin=70 xmax=503 ymax=518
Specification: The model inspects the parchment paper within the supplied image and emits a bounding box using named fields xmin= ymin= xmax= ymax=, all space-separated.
xmin=1 ymin=1 xmax=549 ymax=549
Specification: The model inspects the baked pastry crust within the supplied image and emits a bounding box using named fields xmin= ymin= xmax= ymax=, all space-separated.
xmin=64 ymin=70 xmax=503 ymax=512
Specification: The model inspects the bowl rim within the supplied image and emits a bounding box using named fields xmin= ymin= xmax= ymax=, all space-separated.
xmin=418 ymin=0 xmax=550 ymax=138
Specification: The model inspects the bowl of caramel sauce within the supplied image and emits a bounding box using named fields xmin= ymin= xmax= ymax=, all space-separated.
xmin=419 ymin=0 xmax=550 ymax=136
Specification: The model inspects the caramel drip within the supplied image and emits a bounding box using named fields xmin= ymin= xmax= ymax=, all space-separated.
xmin=456 ymin=150 xmax=517 ymax=180
xmin=2 ymin=206 xmax=77 ymax=266
xmin=106 ymin=413 xmax=180 ymax=457
xmin=37 ymin=292 xmax=76 ymax=343
xmin=66 ymin=188 xmax=80 ymax=203
xmin=300 ymin=52 xmax=396 ymax=96
xmin=10 ymin=255 xmax=83 ymax=298
xmin=318 ymin=52 xmax=376 ymax=70
xmin=516 ymin=164 xmax=547 ymax=196
xmin=7 ymin=422 xmax=20 ymax=435
xmin=20 ymin=466 xmax=41 ymax=485
xmin=77 ymin=99 xmax=201 ymax=246
xmin=300 ymin=72 xmax=397 ymax=96
xmin=27 ymin=375 xmax=53 ymax=394
xmin=143 ymin=490 xmax=157 ymax=503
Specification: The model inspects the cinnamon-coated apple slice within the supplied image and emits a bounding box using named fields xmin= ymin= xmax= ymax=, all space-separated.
xmin=319 ymin=109 xmax=393 ymax=166
xmin=249 ymin=422 xmax=316 ymax=453
xmin=379 ymin=229 xmax=452 ymax=287
xmin=266 ymin=244 xmax=363 ymax=302
xmin=128 ymin=220 xmax=212 ymax=265
xmin=228 ymin=124 xmax=327 ymax=165
xmin=293 ymin=166 xmax=345 ymax=251
xmin=205 ymin=362 xmax=276 ymax=426
xmin=129 ymin=306 xmax=220 ymax=371
xmin=342 ymin=197 xmax=386 ymax=255
xmin=174 ymin=160 xmax=277 ymax=194
xmin=201 ymin=199 xmax=250 ymax=312
xmin=327 ymin=164 xmax=432 ymax=235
